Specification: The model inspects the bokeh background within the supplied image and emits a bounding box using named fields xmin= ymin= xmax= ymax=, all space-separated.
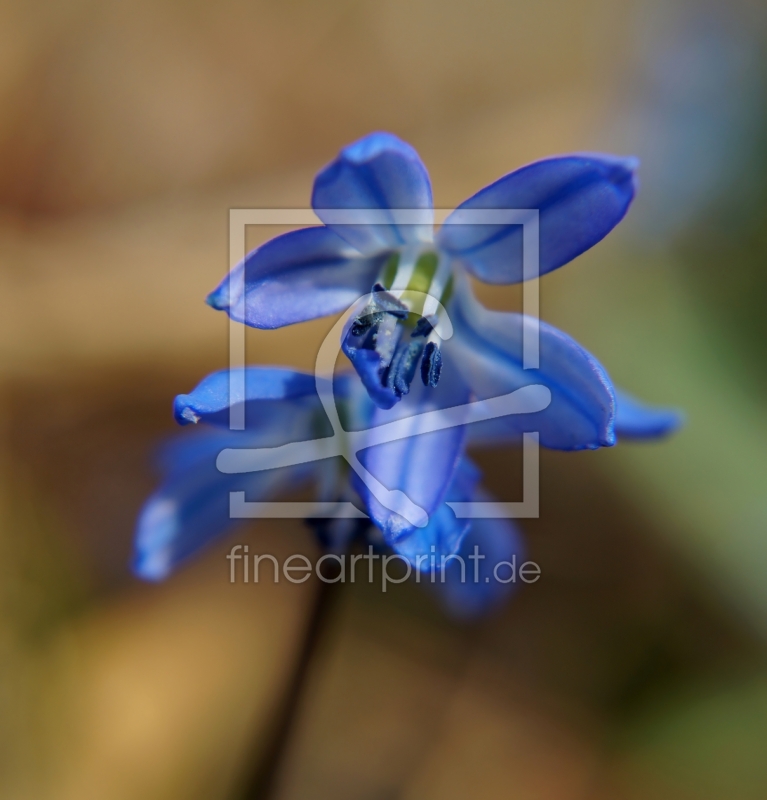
xmin=2 ymin=0 xmax=767 ymax=797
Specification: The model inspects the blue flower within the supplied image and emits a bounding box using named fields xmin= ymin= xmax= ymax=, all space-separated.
xmin=135 ymin=132 xmax=683 ymax=617
xmin=207 ymin=132 xmax=639 ymax=453
xmin=134 ymin=365 xmax=681 ymax=617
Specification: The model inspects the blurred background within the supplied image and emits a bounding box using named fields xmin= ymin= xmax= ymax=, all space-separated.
xmin=2 ymin=0 xmax=767 ymax=797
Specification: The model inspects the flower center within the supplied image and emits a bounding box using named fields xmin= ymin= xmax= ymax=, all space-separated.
xmin=346 ymin=247 xmax=453 ymax=400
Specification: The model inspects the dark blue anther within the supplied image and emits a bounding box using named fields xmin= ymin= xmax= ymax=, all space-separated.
xmin=420 ymin=341 xmax=442 ymax=387
xmin=370 ymin=283 xmax=409 ymax=319
xmin=384 ymin=339 xmax=425 ymax=397
xmin=347 ymin=284 xmax=446 ymax=399
xmin=350 ymin=310 xmax=384 ymax=337
xmin=411 ymin=316 xmax=436 ymax=338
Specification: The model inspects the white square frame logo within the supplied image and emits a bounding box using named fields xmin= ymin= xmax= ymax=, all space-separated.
xmin=222 ymin=208 xmax=542 ymax=521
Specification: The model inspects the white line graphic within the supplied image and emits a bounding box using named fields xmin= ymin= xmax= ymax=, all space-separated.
xmin=225 ymin=208 xmax=543 ymax=523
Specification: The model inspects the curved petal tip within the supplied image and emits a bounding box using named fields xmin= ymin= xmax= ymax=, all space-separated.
xmin=340 ymin=131 xmax=423 ymax=165
xmin=313 ymin=131 xmax=434 ymax=254
xmin=439 ymin=153 xmax=640 ymax=284
xmin=173 ymin=395 xmax=201 ymax=426
xmin=615 ymin=389 xmax=684 ymax=441
xmin=206 ymin=286 xmax=229 ymax=310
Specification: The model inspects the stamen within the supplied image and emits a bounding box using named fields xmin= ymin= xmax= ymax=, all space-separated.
xmin=371 ymin=283 xmax=409 ymax=318
xmin=385 ymin=339 xmax=425 ymax=397
xmin=421 ymin=341 xmax=442 ymax=387
xmin=411 ymin=315 xmax=436 ymax=338
xmin=388 ymin=245 xmax=420 ymax=293
xmin=347 ymin=252 xmax=452 ymax=401
xmin=421 ymin=252 xmax=453 ymax=319
xmin=373 ymin=312 xmax=402 ymax=365
xmin=350 ymin=310 xmax=384 ymax=337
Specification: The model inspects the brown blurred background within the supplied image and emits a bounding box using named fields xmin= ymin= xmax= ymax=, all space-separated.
xmin=2 ymin=0 xmax=767 ymax=798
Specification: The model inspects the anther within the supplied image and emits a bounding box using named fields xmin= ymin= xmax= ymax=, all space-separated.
xmin=411 ymin=315 xmax=437 ymax=338
xmin=385 ymin=339 xmax=425 ymax=397
xmin=370 ymin=283 xmax=409 ymax=318
xmin=350 ymin=310 xmax=384 ymax=337
xmin=420 ymin=342 xmax=442 ymax=387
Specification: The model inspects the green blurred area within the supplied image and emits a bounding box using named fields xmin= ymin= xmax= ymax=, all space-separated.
xmin=1 ymin=0 xmax=767 ymax=798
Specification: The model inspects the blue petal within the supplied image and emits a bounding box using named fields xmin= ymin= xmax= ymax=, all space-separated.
xmin=437 ymin=154 xmax=638 ymax=283
xmin=173 ymin=366 xmax=330 ymax=427
xmin=136 ymin=369 xmax=362 ymax=581
xmin=341 ymin=345 xmax=400 ymax=410
xmin=434 ymin=512 xmax=526 ymax=621
xmin=449 ymin=277 xmax=616 ymax=450
xmin=352 ymin=375 xmax=471 ymax=542
xmin=312 ymin=132 xmax=434 ymax=254
xmin=615 ymin=388 xmax=684 ymax=440
xmin=393 ymin=457 xmax=480 ymax=567
xmin=207 ymin=226 xmax=386 ymax=328
xmin=134 ymin=428 xmax=312 ymax=581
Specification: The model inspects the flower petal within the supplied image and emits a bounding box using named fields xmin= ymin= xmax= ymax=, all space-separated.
xmin=133 ymin=428 xmax=312 ymax=581
xmin=449 ymin=277 xmax=616 ymax=450
xmin=392 ymin=457 xmax=480 ymax=567
xmin=207 ymin=226 xmax=386 ymax=328
xmin=136 ymin=369 xmax=363 ymax=581
xmin=173 ymin=366 xmax=331 ymax=428
xmin=434 ymin=512 xmax=525 ymax=621
xmin=437 ymin=154 xmax=638 ymax=283
xmin=615 ymin=388 xmax=684 ymax=440
xmin=312 ymin=132 xmax=434 ymax=254
xmin=341 ymin=345 xmax=400 ymax=410
xmin=352 ymin=375 xmax=471 ymax=543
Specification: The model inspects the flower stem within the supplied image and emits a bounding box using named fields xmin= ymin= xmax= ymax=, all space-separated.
xmin=236 ymin=572 xmax=341 ymax=799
